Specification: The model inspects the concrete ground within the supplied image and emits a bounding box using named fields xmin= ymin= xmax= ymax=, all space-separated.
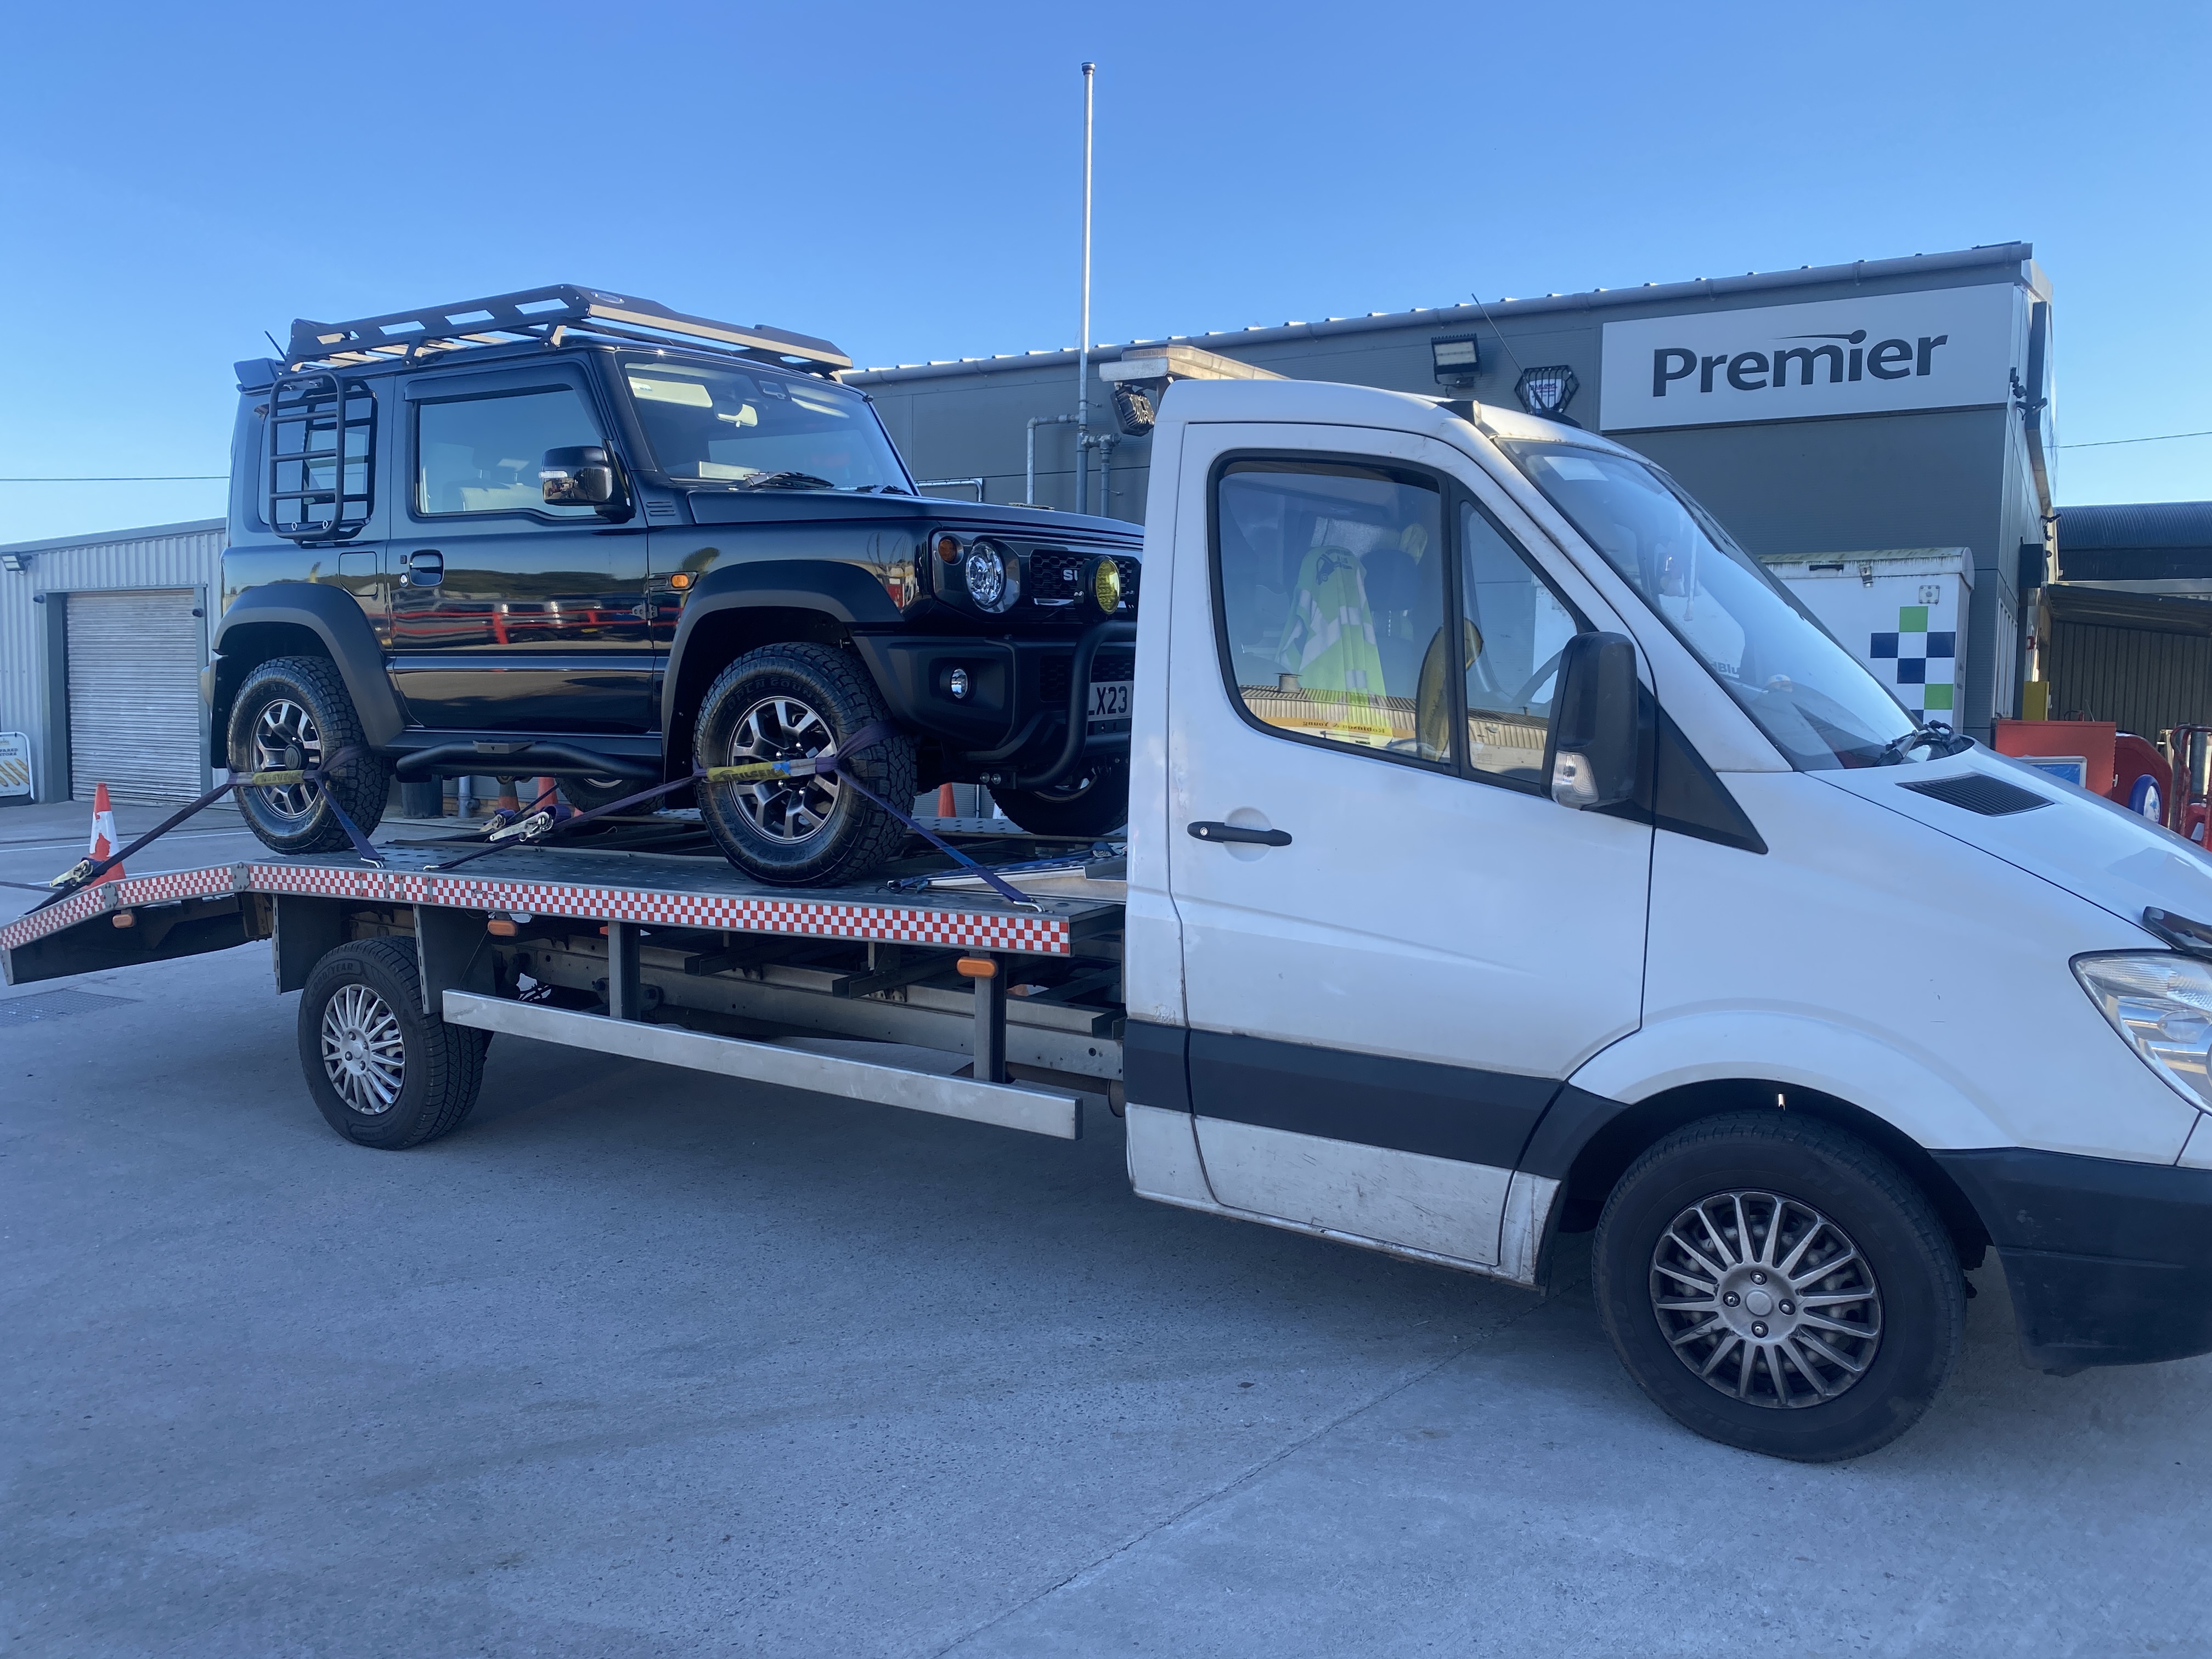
xmin=5 ymin=809 xmax=2211 ymax=1656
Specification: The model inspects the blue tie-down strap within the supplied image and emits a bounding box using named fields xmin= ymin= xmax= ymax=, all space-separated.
xmin=20 ymin=746 xmax=379 ymax=906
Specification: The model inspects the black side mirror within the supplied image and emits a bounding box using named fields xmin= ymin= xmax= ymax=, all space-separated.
xmin=541 ymin=446 xmax=618 ymax=506
xmin=1544 ymin=631 xmax=1640 ymax=809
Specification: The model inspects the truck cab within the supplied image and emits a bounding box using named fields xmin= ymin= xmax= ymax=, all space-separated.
xmin=1120 ymin=378 xmax=2212 ymax=1459
xmin=208 ymin=286 xmax=1142 ymax=883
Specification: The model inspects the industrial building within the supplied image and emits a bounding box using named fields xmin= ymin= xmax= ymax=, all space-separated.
xmin=0 ymin=240 xmax=2137 ymax=807
xmin=0 ymin=519 xmax=223 ymax=806
xmin=856 ymin=241 xmax=2057 ymax=743
xmin=2040 ymin=502 xmax=2212 ymax=739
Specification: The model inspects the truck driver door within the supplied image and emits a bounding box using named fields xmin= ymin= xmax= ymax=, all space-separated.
xmin=1164 ymin=425 xmax=1653 ymax=1270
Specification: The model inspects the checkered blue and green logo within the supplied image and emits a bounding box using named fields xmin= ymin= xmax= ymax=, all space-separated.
xmin=1868 ymin=605 xmax=1955 ymax=721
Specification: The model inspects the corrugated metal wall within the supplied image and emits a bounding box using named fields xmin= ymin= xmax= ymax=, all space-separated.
xmin=0 ymin=520 xmax=223 ymax=803
xmin=2049 ymin=619 xmax=2212 ymax=737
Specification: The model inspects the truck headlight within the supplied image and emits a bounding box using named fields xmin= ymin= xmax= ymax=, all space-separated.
xmin=2074 ymin=952 xmax=2212 ymax=1111
xmin=963 ymin=539 xmax=1019 ymax=613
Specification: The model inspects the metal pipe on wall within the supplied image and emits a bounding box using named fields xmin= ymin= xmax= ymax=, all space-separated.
xmin=1026 ymin=415 xmax=1075 ymax=508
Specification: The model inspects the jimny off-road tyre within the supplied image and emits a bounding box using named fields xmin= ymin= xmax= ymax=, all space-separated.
xmin=694 ymin=644 xmax=916 ymax=887
xmin=993 ymin=757 xmax=1131 ymax=839
xmin=228 ymin=656 xmax=391 ymax=855
xmin=1592 ymin=1110 xmax=1964 ymax=1463
xmin=297 ymin=939 xmax=486 ymax=1150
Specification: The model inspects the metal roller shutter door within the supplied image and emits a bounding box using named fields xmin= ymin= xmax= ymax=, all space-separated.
xmin=66 ymin=589 xmax=205 ymax=805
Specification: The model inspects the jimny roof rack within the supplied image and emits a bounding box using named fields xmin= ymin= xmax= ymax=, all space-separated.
xmin=283 ymin=285 xmax=853 ymax=377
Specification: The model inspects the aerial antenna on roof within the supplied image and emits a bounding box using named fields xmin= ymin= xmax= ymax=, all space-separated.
xmin=1469 ymin=291 xmax=1526 ymax=382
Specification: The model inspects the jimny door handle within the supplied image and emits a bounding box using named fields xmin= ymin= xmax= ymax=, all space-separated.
xmin=1188 ymin=821 xmax=1292 ymax=848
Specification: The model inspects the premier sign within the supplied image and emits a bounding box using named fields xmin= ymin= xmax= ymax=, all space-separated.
xmin=1598 ymin=285 xmax=2020 ymax=432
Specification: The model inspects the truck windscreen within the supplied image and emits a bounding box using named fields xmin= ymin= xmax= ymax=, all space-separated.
xmin=1502 ymin=439 xmax=1920 ymax=770
xmin=621 ymin=359 xmax=912 ymax=493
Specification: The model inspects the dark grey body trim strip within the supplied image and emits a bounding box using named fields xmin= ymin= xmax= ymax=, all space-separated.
xmin=1188 ymin=1028 xmax=1558 ymax=1170
xmin=1123 ymin=1018 xmax=1190 ymax=1114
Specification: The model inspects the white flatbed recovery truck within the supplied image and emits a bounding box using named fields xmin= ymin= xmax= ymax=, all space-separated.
xmin=14 ymin=376 xmax=2212 ymax=1463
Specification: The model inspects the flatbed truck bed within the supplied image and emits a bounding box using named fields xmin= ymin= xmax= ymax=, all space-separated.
xmin=2 ymin=837 xmax=1130 ymax=1143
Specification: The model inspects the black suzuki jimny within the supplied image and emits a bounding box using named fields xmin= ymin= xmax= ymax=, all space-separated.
xmin=208 ymin=286 xmax=1141 ymax=885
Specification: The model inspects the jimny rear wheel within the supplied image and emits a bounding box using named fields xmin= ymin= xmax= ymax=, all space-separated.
xmin=227 ymin=656 xmax=390 ymax=855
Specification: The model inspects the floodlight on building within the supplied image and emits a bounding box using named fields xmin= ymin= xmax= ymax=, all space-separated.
xmin=1430 ymin=334 xmax=1481 ymax=386
xmin=1 ymin=553 xmax=33 ymax=573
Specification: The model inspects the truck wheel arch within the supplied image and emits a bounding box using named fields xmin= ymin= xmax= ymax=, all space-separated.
xmin=210 ymin=584 xmax=407 ymax=760
xmin=661 ymin=561 xmax=902 ymax=771
xmin=1532 ymin=1013 xmax=2010 ymax=1266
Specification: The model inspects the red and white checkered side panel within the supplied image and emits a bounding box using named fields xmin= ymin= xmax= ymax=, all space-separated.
xmin=7 ymin=861 xmax=1073 ymax=957
xmin=1 ymin=864 xmax=241 ymax=952
xmin=387 ymin=874 xmax=1071 ymax=955
xmin=244 ymin=862 xmax=391 ymax=900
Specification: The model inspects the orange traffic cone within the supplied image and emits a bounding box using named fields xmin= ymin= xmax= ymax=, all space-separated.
xmin=87 ymin=781 xmax=125 ymax=888
xmin=936 ymin=783 xmax=957 ymax=819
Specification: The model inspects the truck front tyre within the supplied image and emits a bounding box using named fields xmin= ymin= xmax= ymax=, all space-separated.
xmin=992 ymin=759 xmax=1131 ymax=839
xmin=1592 ymin=1111 xmax=1964 ymax=1462
xmin=297 ymin=939 xmax=486 ymax=1149
xmin=227 ymin=656 xmax=391 ymax=855
xmin=693 ymin=644 xmax=917 ymax=885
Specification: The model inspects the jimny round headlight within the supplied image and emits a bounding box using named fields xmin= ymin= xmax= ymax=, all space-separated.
xmin=963 ymin=539 xmax=1019 ymax=613
xmin=2074 ymin=952 xmax=2212 ymax=1112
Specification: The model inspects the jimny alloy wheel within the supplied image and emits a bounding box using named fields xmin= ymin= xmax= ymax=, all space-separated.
xmin=319 ymin=981 xmax=404 ymax=1115
xmin=1650 ymin=1189 xmax=1884 ymax=1409
xmin=729 ymin=695 xmax=840 ymax=843
xmin=252 ymin=697 xmax=324 ymax=820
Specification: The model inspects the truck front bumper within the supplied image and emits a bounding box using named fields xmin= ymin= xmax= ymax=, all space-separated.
xmin=1934 ymin=1146 xmax=2212 ymax=1373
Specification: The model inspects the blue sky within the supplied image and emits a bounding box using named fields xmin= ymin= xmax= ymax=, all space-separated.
xmin=1 ymin=0 xmax=2205 ymax=544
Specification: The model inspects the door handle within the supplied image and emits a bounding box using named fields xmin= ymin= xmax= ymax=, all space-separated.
xmin=402 ymin=550 xmax=444 ymax=588
xmin=1188 ymin=821 xmax=1291 ymax=847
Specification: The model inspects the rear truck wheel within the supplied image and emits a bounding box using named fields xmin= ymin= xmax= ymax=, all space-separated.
xmin=992 ymin=758 xmax=1131 ymax=839
xmin=227 ymin=656 xmax=391 ymax=855
xmin=1592 ymin=1110 xmax=1963 ymax=1462
xmin=693 ymin=643 xmax=917 ymax=887
xmin=297 ymin=939 xmax=486 ymax=1149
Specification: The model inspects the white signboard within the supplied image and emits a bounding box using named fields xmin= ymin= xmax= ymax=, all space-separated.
xmin=1599 ymin=285 xmax=2020 ymax=432
xmin=0 ymin=731 xmax=32 ymax=799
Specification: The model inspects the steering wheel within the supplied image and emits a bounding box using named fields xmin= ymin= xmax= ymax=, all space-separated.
xmin=1499 ymin=648 xmax=1566 ymax=710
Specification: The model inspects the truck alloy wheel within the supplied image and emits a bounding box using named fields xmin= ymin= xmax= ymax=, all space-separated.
xmin=319 ymin=980 xmax=405 ymax=1114
xmin=1593 ymin=1110 xmax=1963 ymax=1462
xmin=693 ymin=644 xmax=915 ymax=885
xmin=1649 ymin=1189 xmax=1883 ymax=1408
xmin=296 ymin=939 xmax=486 ymax=1149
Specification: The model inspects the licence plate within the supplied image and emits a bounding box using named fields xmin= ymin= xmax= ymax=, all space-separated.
xmin=1086 ymin=680 xmax=1132 ymax=722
